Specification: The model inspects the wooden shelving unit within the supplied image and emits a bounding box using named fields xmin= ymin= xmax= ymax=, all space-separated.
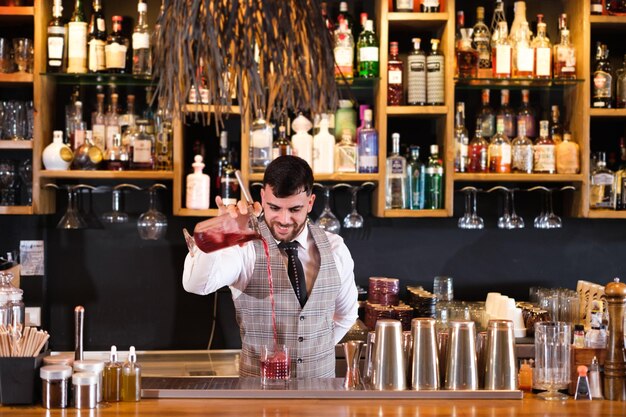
xmin=589 ymin=108 xmax=626 ymax=117
xmin=0 ymin=206 xmax=34 ymax=215
xmin=0 ymin=141 xmax=33 ymax=150
xmin=386 ymin=106 xmax=448 ymax=116
xmin=0 ymin=6 xmax=34 ymax=15
xmin=383 ymin=209 xmax=448 ymax=218
xmin=176 ymin=208 xmax=220 ymax=218
xmin=454 ymin=173 xmax=584 ymax=183
xmin=0 ymin=73 xmax=34 ymax=84
xmin=589 ymin=15 xmax=626 ymax=29
xmin=39 ymin=170 xmax=174 ymax=180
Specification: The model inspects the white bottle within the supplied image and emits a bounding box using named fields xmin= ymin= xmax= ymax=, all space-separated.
xmin=291 ymin=113 xmax=313 ymax=167
xmin=42 ymin=131 xmax=74 ymax=170
xmin=186 ymin=155 xmax=210 ymax=209
xmin=313 ymin=114 xmax=335 ymax=174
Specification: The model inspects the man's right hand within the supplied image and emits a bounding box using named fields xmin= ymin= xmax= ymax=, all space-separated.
xmin=215 ymin=196 xmax=262 ymax=218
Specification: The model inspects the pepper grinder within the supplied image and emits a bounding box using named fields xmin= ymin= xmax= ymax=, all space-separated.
xmin=74 ymin=305 xmax=85 ymax=361
xmin=604 ymin=278 xmax=626 ymax=401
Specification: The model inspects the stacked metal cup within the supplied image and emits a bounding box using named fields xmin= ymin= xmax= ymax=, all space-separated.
xmin=371 ymin=319 xmax=406 ymax=390
xmin=443 ymin=320 xmax=478 ymax=390
xmin=410 ymin=318 xmax=439 ymax=390
xmin=483 ymin=319 xmax=517 ymax=390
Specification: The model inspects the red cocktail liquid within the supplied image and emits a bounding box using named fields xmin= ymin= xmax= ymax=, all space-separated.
xmin=261 ymin=349 xmax=290 ymax=381
xmin=193 ymin=230 xmax=261 ymax=253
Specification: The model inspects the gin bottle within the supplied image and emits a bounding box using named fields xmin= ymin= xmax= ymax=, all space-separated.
xmin=313 ymin=114 xmax=335 ymax=174
xmin=386 ymin=133 xmax=408 ymax=209
xmin=407 ymin=146 xmax=424 ymax=209
xmin=250 ymin=109 xmax=273 ymax=173
xmin=407 ymin=38 xmax=426 ymax=106
xmin=424 ymin=145 xmax=443 ymax=209
xmin=358 ymin=109 xmax=378 ymax=173
xmin=590 ymin=152 xmax=615 ymax=209
xmin=357 ymin=20 xmax=379 ymax=78
xmin=454 ymin=102 xmax=469 ymax=173
xmin=132 ymin=0 xmax=152 ymax=76
xmin=426 ymin=39 xmax=444 ymax=105
xmin=334 ymin=19 xmax=354 ymax=82
xmin=511 ymin=120 xmax=533 ymax=173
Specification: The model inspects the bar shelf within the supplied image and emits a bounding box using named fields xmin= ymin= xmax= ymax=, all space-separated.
xmin=387 ymin=106 xmax=447 ymax=116
xmin=0 ymin=73 xmax=34 ymax=84
xmin=0 ymin=206 xmax=33 ymax=215
xmin=248 ymin=173 xmax=380 ymax=182
xmin=454 ymin=173 xmax=584 ymax=183
xmin=454 ymin=77 xmax=585 ymax=90
xmin=0 ymin=141 xmax=33 ymax=150
xmin=42 ymin=73 xmax=154 ymax=86
xmin=39 ymin=170 xmax=174 ymax=180
xmin=383 ymin=209 xmax=449 ymax=218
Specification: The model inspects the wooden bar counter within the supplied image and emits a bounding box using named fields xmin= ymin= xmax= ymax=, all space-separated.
xmin=2 ymin=395 xmax=626 ymax=416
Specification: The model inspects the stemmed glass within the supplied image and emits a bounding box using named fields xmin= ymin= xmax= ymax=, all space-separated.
xmin=530 ymin=186 xmax=562 ymax=229
xmin=56 ymin=186 xmax=87 ymax=229
xmin=101 ymin=183 xmax=140 ymax=224
xmin=490 ymin=186 xmax=524 ymax=229
xmin=137 ymin=184 xmax=168 ymax=240
xmin=509 ymin=189 xmax=525 ymax=228
xmin=314 ymin=184 xmax=341 ymax=234
xmin=76 ymin=185 xmax=102 ymax=229
xmin=458 ymin=186 xmax=483 ymax=229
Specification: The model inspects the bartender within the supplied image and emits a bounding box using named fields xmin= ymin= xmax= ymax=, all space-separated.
xmin=183 ymin=155 xmax=359 ymax=378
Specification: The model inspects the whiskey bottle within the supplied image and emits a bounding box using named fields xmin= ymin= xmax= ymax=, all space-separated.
xmin=130 ymin=119 xmax=155 ymax=170
xmin=533 ymin=120 xmax=556 ymax=174
xmin=532 ymin=15 xmax=552 ymax=79
xmin=407 ymin=146 xmax=424 ymax=209
xmin=105 ymin=16 xmax=129 ymax=73
xmin=517 ymin=89 xmax=536 ymax=139
xmin=272 ymin=124 xmax=293 ymax=160
xmin=47 ymin=0 xmax=67 ymax=73
xmin=334 ymin=19 xmax=354 ymax=82
xmin=386 ymin=133 xmax=408 ymax=209
xmin=357 ymin=20 xmax=379 ymax=78
xmin=590 ymin=152 xmax=615 ymax=209
xmin=591 ymin=0 xmax=604 ymax=15
xmin=468 ymin=119 xmax=488 ymax=173
xmin=555 ymin=132 xmax=580 ymax=174
xmin=488 ymin=116 xmax=512 ymax=173
xmin=492 ymin=21 xmax=512 ymax=78
xmin=358 ymin=109 xmax=378 ymax=173
xmin=424 ymin=145 xmax=443 ymax=209
xmin=478 ymin=89 xmax=495 ymax=138
xmin=593 ymin=43 xmax=613 ymax=108
xmin=387 ymin=42 xmax=404 ymax=105
xmin=616 ymin=54 xmax=626 ymax=108
xmin=407 ymin=38 xmax=426 ymax=106
xmin=511 ymin=120 xmax=533 ymax=173
xmin=513 ymin=22 xmax=533 ymax=79
xmin=550 ymin=105 xmax=563 ymax=144
xmin=498 ymin=89 xmax=516 ymax=139
xmin=132 ymin=0 xmax=152 ymax=76
xmin=472 ymin=6 xmax=491 ymax=78
xmin=454 ymin=102 xmax=469 ymax=173
xmin=554 ymin=18 xmax=576 ymax=79
xmin=426 ymin=39 xmax=444 ymax=105
xmin=67 ymin=0 xmax=88 ymax=74
xmin=87 ymin=0 xmax=106 ymax=73
xmin=91 ymin=93 xmax=106 ymax=151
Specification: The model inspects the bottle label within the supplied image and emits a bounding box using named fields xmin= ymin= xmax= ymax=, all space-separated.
xmin=92 ymin=124 xmax=106 ymax=150
xmin=535 ymin=47 xmax=551 ymax=76
xmin=97 ymin=18 xmax=105 ymax=32
xmin=47 ymin=36 xmax=64 ymax=63
xmin=556 ymin=142 xmax=580 ymax=174
xmin=591 ymin=4 xmax=603 ymax=13
xmin=407 ymin=56 xmax=426 ymax=104
xmin=359 ymin=47 xmax=379 ymax=63
xmin=490 ymin=143 xmax=511 ymax=163
xmin=512 ymin=145 xmax=533 ymax=172
xmin=516 ymin=46 xmax=534 ymax=72
xmin=221 ymin=176 xmax=239 ymax=205
xmin=396 ymin=0 xmax=413 ymax=9
xmin=334 ymin=46 xmax=354 ymax=75
xmin=105 ymin=125 xmax=120 ymax=151
xmin=359 ymin=155 xmax=378 ymax=171
xmin=557 ymin=46 xmax=576 ymax=73
xmin=132 ymin=32 xmax=150 ymax=50
xmin=533 ymin=144 xmax=556 ymax=172
xmin=426 ymin=56 xmax=444 ymax=104
xmin=423 ymin=0 xmax=439 ymax=7
xmin=251 ymin=129 xmax=272 ymax=148
xmin=186 ymin=176 xmax=210 ymax=210
xmin=495 ymin=45 xmax=511 ymax=75
xmin=133 ymin=139 xmax=152 ymax=163
xmin=388 ymin=69 xmax=402 ymax=85
xmin=105 ymin=42 xmax=127 ymax=69
xmin=390 ymin=158 xmax=405 ymax=175
xmin=68 ymin=22 xmax=88 ymax=59
xmin=336 ymin=146 xmax=357 ymax=172
xmin=594 ymin=71 xmax=612 ymax=98
xmin=592 ymin=172 xmax=613 ymax=186
xmin=88 ymin=39 xmax=106 ymax=72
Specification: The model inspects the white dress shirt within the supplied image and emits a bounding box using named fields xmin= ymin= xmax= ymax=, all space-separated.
xmin=183 ymin=225 xmax=358 ymax=344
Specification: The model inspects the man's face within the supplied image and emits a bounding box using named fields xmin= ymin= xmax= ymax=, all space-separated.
xmin=261 ymin=185 xmax=315 ymax=242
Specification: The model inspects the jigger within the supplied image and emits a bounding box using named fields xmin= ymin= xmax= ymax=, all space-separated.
xmin=410 ymin=318 xmax=439 ymax=390
xmin=483 ymin=320 xmax=517 ymax=390
xmin=371 ymin=319 xmax=406 ymax=390
xmin=444 ymin=320 xmax=478 ymax=390
xmin=343 ymin=341 xmax=364 ymax=390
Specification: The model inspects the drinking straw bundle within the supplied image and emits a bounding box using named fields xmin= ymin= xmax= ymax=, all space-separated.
xmin=0 ymin=326 xmax=49 ymax=357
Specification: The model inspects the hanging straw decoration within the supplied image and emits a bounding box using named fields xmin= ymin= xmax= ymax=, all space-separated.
xmin=153 ymin=0 xmax=339 ymax=124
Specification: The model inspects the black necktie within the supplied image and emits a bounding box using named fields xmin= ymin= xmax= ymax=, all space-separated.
xmin=278 ymin=241 xmax=307 ymax=307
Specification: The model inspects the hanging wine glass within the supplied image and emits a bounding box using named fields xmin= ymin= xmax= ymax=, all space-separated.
xmin=530 ymin=186 xmax=552 ymax=229
xmin=508 ymin=189 xmax=525 ymax=229
xmin=101 ymin=184 xmax=140 ymax=224
xmin=138 ymin=184 xmax=168 ymax=240
xmin=459 ymin=186 xmax=483 ymax=230
xmin=343 ymin=185 xmax=364 ymax=229
xmin=57 ymin=186 xmax=87 ymax=229
xmin=314 ymin=184 xmax=341 ymax=234
xmin=76 ymin=185 xmax=102 ymax=229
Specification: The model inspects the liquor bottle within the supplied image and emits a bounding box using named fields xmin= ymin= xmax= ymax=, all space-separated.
xmin=221 ymin=159 xmax=239 ymax=207
xmin=312 ymin=114 xmax=335 ymax=174
xmin=607 ymin=0 xmax=626 ymax=14
xmin=72 ymin=130 xmax=103 ymax=170
xmin=386 ymin=133 xmax=408 ymax=209
xmin=509 ymin=1 xmax=528 ymax=43
xmin=455 ymin=10 xmax=464 ymax=57
xmin=186 ymin=155 xmax=210 ymax=210
xmin=119 ymin=94 xmax=137 ymax=135
xmin=336 ymin=129 xmax=357 ymax=173
xmin=87 ymin=0 xmax=106 ymax=73
xmin=532 ymin=15 xmax=552 ymax=79
xmin=154 ymin=107 xmax=173 ymax=170
xmin=358 ymin=109 xmax=378 ymax=173
xmin=591 ymin=0 xmax=603 ymax=15
xmin=511 ymin=119 xmax=533 ymax=173
xmin=616 ymin=54 xmax=626 ymax=108
xmin=488 ymin=116 xmax=512 ymax=173
xmin=70 ymin=101 xmax=86 ymax=151
xmin=407 ymin=38 xmax=426 ymax=105
xmin=47 ymin=0 xmax=67 ymax=73
xmin=92 ymin=93 xmax=106 ymax=151
xmin=407 ymin=146 xmax=424 ymax=209
xmin=589 ymin=152 xmax=614 ymax=209
xmin=105 ymin=93 xmax=120 ymax=150
xmin=421 ymin=0 xmax=440 ymax=13
xmin=67 ymin=0 xmax=88 ymax=74
xmin=424 ymin=144 xmax=443 ymax=209
xmin=250 ymin=109 xmax=272 ymax=172
xmin=468 ymin=118 xmax=488 ymax=173
xmin=555 ymin=132 xmax=580 ymax=174
xmin=336 ymin=1 xmax=354 ymax=31
xmin=213 ymin=131 xmax=229 ymax=197
xmin=130 ymin=119 xmax=155 ymax=170
xmin=492 ymin=21 xmax=512 ymax=78
xmin=132 ymin=1 xmax=152 ymax=76
xmin=498 ymin=89 xmax=516 ymax=139
xmin=395 ymin=0 xmax=413 ymax=12
xmin=143 ymin=87 xmax=156 ymax=134
xmin=513 ymin=21 xmax=533 ymax=79
xmin=592 ymin=43 xmax=613 ymax=108
xmin=478 ymin=89 xmax=495 ymax=138
xmin=550 ymin=105 xmax=563 ymax=144
xmin=533 ymin=120 xmax=556 ymax=174
xmin=356 ymin=104 xmax=370 ymax=139
xmin=105 ymin=16 xmax=129 ymax=73
xmin=357 ymin=20 xmax=379 ymax=78
xmin=490 ymin=0 xmax=507 ymax=48
xmin=554 ymin=18 xmax=576 ymax=79
xmin=426 ymin=39 xmax=444 ymax=105
xmin=387 ymin=42 xmax=404 ymax=105
xmin=335 ymin=100 xmax=356 ymax=141
xmin=517 ymin=89 xmax=536 ymax=139
xmin=103 ymin=133 xmax=129 ymax=170
xmin=334 ymin=19 xmax=354 ymax=82
xmin=43 ymin=131 xmax=73 ymax=170
xmin=472 ymin=7 xmax=491 ymax=78
xmin=272 ymin=124 xmax=293 ymax=160
xmin=321 ymin=1 xmax=334 ymax=34
xmin=291 ymin=113 xmax=313 ymax=167
xmin=454 ymin=102 xmax=469 ymax=173
xmin=456 ymin=23 xmax=478 ymax=79
xmin=614 ymin=144 xmax=626 ymax=209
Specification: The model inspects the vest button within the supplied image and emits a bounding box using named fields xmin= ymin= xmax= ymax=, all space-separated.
xmin=298 ymin=336 xmax=304 ymax=342
xmin=299 ymin=316 xmax=305 ymax=321
xmin=297 ymin=358 xmax=303 ymax=364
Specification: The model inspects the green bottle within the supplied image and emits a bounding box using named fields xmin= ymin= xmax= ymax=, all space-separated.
xmin=357 ymin=19 xmax=379 ymax=78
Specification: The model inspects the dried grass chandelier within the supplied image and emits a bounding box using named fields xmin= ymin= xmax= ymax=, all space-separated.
xmin=153 ymin=0 xmax=340 ymax=123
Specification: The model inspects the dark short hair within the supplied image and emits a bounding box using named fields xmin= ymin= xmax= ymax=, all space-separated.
xmin=263 ymin=156 xmax=313 ymax=197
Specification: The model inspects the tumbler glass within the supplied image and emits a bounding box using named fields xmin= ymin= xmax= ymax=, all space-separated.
xmin=0 ymin=38 xmax=12 ymax=73
xmin=534 ymin=321 xmax=571 ymax=400
xmin=260 ymin=344 xmax=290 ymax=386
xmin=12 ymin=38 xmax=33 ymax=73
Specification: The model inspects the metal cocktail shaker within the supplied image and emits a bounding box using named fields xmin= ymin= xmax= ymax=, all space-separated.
xmin=444 ymin=320 xmax=478 ymax=390
xmin=410 ymin=318 xmax=439 ymax=390
xmin=483 ymin=319 xmax=517 ymax=390
xmin=371 ymin=319 xmax=406 ymax=391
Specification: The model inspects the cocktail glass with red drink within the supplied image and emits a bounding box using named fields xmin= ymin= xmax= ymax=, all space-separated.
xmin=260 ymin=344 xmax=290 ymax=385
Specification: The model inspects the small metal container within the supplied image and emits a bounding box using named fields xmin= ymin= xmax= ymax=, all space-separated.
xmin=483 ymin=320 xmax=517 ymax=390
xmin=410 ymin=318 xmax=439 ymax=390
xmin=444 ymin=320 xmax=478 ymax=390
xmin=72 ymin=372 xmax=98 ymax=409
xmin=40 ymin=365 xmax=72 ymax=409
xmin=73 ymin=360 xmax=105 ymax=402
xmin=371 ymin=319 xmax=406 ymax=391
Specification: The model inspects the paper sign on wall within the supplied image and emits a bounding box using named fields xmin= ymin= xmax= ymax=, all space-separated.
xmin=19 ymin=240 xmax=44 ymax=276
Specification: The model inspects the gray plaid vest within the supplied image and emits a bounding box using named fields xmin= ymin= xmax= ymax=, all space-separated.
xmin=233 ymin=220 xmax=341 ymax=378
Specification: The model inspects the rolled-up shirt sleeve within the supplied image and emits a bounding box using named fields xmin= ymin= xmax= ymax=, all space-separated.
xmin=328 ymin=235 xmax=359 ymax=344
